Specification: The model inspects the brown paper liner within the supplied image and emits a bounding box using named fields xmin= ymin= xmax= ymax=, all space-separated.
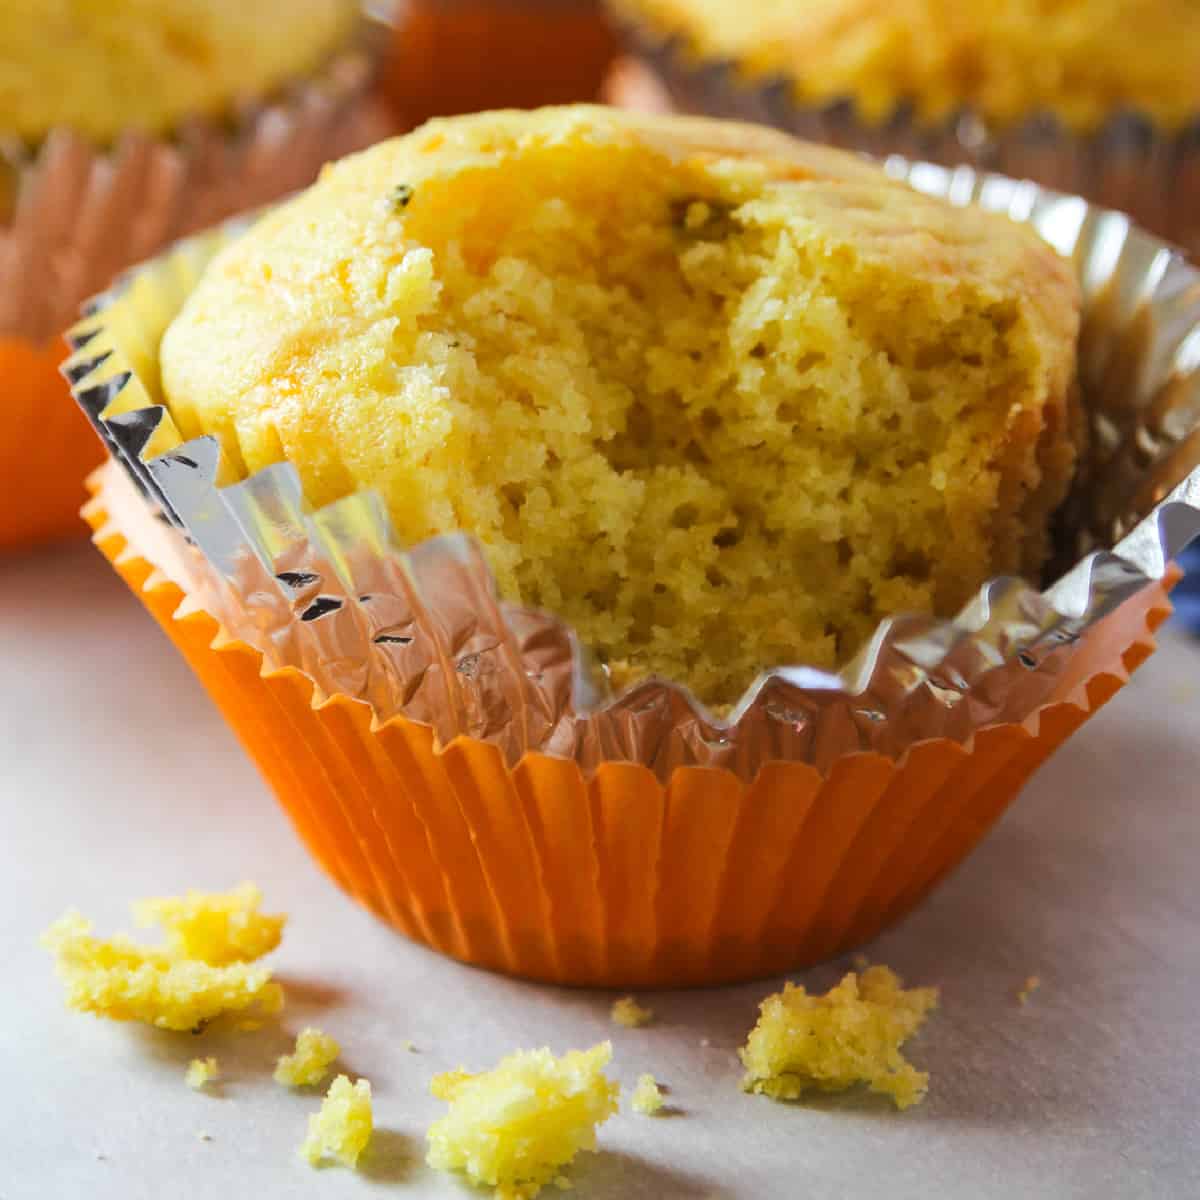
xmin=86 ymin=460 xmax=1174 ymax=987
xmin=0 ymin=336 xmax=100 ymax=549
xmin=383 ymin=0 xmax=618 ymax=123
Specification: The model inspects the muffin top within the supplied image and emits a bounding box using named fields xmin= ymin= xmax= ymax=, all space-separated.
xmin=160 ymin=106 xmax=1079 ymax=705
xmin=0 ymin=0 xmax=358 ymax=143
xmin=621 ymin=0 xmax=1200 ymax=132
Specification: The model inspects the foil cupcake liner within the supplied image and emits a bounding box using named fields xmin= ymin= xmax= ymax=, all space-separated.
xmin=65 ymin=169 xmax=1200 ymax=784
xmin=82 ymin=460 xmax=1172 ymax=986
xmin=614 ymin=20 xmax=1200 ymax=259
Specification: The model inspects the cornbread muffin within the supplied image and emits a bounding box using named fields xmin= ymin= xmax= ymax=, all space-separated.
xmin=159 ymin=105 xmax=1079 ymax=705
xmin=426 ymin=1042 xmax=619 ymax=1198
xmin=619 ymin=0 xmax=1200 ymax=133
xmin=0 ymin=0 xmax=358 ymax=143
xmin=740 ymin=966 xmax=938 ymax=1110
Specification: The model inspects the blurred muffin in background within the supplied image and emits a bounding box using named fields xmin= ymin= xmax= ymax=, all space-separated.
xmin=384 ymin=0 xmax=618 ymax=123
xmin=0 ymin=0 xmax=358 ymax=141
xmin=610 ymin=0 xmax=1200 ymax=255
xmin=0 ymin=0 xmax=382 ymax=551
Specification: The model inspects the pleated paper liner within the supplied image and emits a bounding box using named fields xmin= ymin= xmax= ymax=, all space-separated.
xmin=0 ymin=336 xmax=98 ymax=549
xmin=0 ymin=19 xmax=390 ymax=552
xmin=83 ymin=461 xmax=1176 ymax=986
xmin=66 ymin=160 xmax=1200 ymax=986
xmin=611 ymin=14 xmax=1200 ymax=258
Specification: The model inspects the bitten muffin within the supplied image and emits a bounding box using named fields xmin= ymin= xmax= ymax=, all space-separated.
xmin=159 ymin=105 xmax=1080 ymax=705
xmin=616 ymin=0 xmax=1200 ymax=133
xmin=0 ymin=0 xmax=358 ymax=143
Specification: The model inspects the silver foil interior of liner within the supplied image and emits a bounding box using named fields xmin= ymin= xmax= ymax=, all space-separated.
xmin=0 ymin=22 xmax=389 ymax=346
xmin=620 ymin=24 xmax=1200 ymax=259
xmin=66 ymin=167 xmax=1200 ymax=782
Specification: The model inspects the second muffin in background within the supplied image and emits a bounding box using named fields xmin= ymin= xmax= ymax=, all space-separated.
xmin=0 ymin=0 xmax=358 ymax=142
xmin=160 ymin=105 xmax=1080 ymax=705
xmin=0 ymin=0 xmax=381 ymax=551
xmin=611 ymin=0 xmax=1200 ymax=256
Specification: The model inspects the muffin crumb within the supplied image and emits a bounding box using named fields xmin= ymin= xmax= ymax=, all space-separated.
xmin=134 ymin=882 xmax=284 ymax=966
xmin=186 ymin=1057 xmax=219 ymax=1089
xmin=631 ymin=1073 xmax=665 ymax=1115
xmin=426 ymin=1042 xmax=618 ymax=1198
xmin=740 ymin=966 xmax=937 ymax=1110
xmin=275 ymin=1027 xmax=340 ymax=1087
xmin=301 ymin=1075 xmax=373 ymax=1168
xmin=41 ymin=906 xmax=281 ymax=1032
xmin=1017 ymin=975 xmax=1041 ymax=1005
xmin=611 ymin=997 xmax=653 ymax=1028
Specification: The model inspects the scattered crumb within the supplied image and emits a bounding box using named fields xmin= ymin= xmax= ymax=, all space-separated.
xmin=426 ymin=1042 xmax=619 ymax=1199
xmin=740 ymin=966 xmax=938 ymax=1111
xmin=404 ymin=1040 xmax=417 ymax=1053
xmin=95 ymin=1153 xmax=108 ymax=1162
xmin=41 ymin=910 xmax=280 ymax=1031
xmin=275 ymin=1027 xmax=340 ymax=1087
xmin=611 ymin=996 xmax=653 ymax=1028
xmin=631 ymin=1073 xmax=666 ymax=1115
xmin=1017 ymin=975 xmax=1041 ymax=1005
xmin=197 ymin=1132 xmax=213 ymax=1143
xmin=133 ymin=883 xmax=285 ymax=966
xmin=301 ymin=1075 xmax=373 ymax=1168
xmin=186 ymin=1057 xmax=219 ymax=1089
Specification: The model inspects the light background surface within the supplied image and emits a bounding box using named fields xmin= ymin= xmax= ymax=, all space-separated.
xmin=1 ymin=542 xmax=1196 ymax=1199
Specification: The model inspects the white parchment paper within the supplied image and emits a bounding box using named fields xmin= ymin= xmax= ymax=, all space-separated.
xmin=1 ymin=544 xmax=1196 ymax=1200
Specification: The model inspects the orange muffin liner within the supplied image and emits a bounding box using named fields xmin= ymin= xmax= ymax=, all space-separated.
xmin=0 ymin=336 xmax=101 ymax=550
xmin=385 ymin=0 xmax=618 ymax=124
xmin=86 ymin=461 xmax=1174 ymax=987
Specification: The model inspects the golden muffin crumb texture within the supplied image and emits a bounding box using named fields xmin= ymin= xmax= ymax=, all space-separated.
xmin=740 ymin=966 xmax=938 ymax=1110
xmin=275 ymin=1027 xmax=341 ymax=1087
xmin=160 ymin=106 xmax=1079 ymax=705
xmin=186 ymin=1057 xmax=219 ymax=1089
xmin=134 ymin=882 xmax=284 ymax=966
xmin=426 ymin=1041 xmax=619 ymax=1199
xmin=302 ymin=1075 xmax=373 ymax=1168
xmin=619 ymin=0 xmax=1200 ymax=132
xmin=41 ymin=890 xmax=283 ymax=1032
xmin=610 ymin=996 xmax=654 ymax=1028
xmin=631 ymin=1073 xmax=666 ymax=1115
xmin=0 ymin=0 xmax=359 ymax=143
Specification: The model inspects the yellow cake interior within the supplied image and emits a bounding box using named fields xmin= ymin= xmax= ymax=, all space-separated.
xmin=160 ymin=108 xmax=1079 ymax=706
